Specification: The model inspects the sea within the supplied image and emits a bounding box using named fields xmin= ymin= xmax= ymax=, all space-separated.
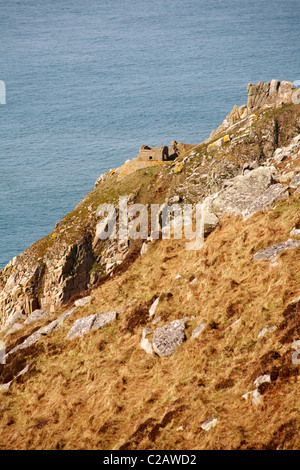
xmin=0 ymin=0 xmax=299 ymax=270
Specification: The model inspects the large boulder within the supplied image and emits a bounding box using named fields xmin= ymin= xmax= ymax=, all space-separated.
xmin=67 ymin=311 xmax=117 ymax=340
xmin=242 ymin=184 xmax=289 ymax=220
xmin=152 ymin=319 xmax=186 ymax=357
xmin=24 ymin=309 xmax=51 ymax=325
xmin=211 ymin=167 xmax=276 ymax=217
xmin=74 ymin=296 xmax=91 ymax=307
xmin=253 ymin=239 xmax=300 ymax=263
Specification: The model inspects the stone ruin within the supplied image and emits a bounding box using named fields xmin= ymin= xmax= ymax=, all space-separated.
xmin=137 ymin=145 xmax=169 ymax=162
xmin=137 ymin=141 xmax=192 ymax=162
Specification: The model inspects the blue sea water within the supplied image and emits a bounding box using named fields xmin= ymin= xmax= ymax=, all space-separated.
xmin=0 ymin=0 xmax=299 ymax=269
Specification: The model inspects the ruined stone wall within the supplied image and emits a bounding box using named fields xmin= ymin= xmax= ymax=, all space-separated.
xmin=137 ymin=145 xmax=168 ymax=162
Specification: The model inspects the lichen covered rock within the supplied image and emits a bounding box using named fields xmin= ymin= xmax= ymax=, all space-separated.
xmin=152 ymin=319 xmax=186 ymax=357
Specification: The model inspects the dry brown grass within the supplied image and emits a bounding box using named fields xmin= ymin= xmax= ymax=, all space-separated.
xmin=1 ymin=193 xmax=300 ymax=450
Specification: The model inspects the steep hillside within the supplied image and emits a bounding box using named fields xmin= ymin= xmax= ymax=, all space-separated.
xmin=1 ymin=81 xmax=300 ymax=450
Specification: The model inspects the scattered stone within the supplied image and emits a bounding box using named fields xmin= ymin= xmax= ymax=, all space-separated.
xmin=189 ymin=277 xmax=197 ymax=286
xmin=253 ymin=240 xmax=300 ymax=263
xmin=74 ymin=296 xmax=92 ymax=307
xmin=24 ymin=309 xmax=51 ymax=325
xmin=91 ymin=311 xmax=117 ymax=331
xmin=201 ymin=417 xmax=218 ymax=432
xmin=152 ymin=316 xmax=161 ymax=325
xmin=243 ymin=389 xmax=262 ymax=405
xmin=242 ymin=391 xmax=252 ymax=401
xmin=272 ymin=148 xmax=285 ymax=164
xmin=2 ymin=311 xmax=26 ymax=332
xmin=94 ymin=172 xmax=109 ymax=187
xmin=290 ymin=227 xmax=300 ymax=237
xmin=152 ymin=319 xmax=186 ymax=357
xmin=257 ymin=326 xmax=277 ymax=339
xmin=251 ymin=389 xmax=262 ymax=405
xmin=242 ymin=184 xmax=289 ymax=220
xmin=291 ymin=349 xmax=300 ymax=365
xmin=149 ymin=298 xmax=159 ymax=317
xmin=191 ymin=323 xmax=205 ymax=340
xmin=289 ymin=173 xmax=300 ymax=189
xmin=0 ymin=341 xmax=5 ymax=364
xmin=292 ymin=340 xmax=300 ymax=350
xmin=8 ymin=330 xmax=42 ymax=356
xmin=203 ymin=212 xmax=219 ymax=236
xmin=254 ymin=374 xmax=271 ymax=388
xmin=17 ymin=364 xmax=29 ymax=377
xmin=0 ymin=364 xmax=30 ymax=393
xmin=227 ymin=318 xmax=241 ymax=330
xmin=40 ymin=307 xmax=77 ymax=335
xmin=168 ymin=195 xmax=181 ymax=204
xmin=273 ymin=171 xmax=296 ymax=184
xmin=6 ymin=307 xmax=77 ymax=353
xmin=250 ymin=161 xmax=260 ymax=170
xmin=67 ymin=311 xmax=117 ymax=340
xmin=5 ymin=322 xmax=23 ymax=336
xmin=175 ymin=274 xmax=182 ymax=280
xmin=0 ymin=382 xmax=11 ymax=392
xmin=140 ymin=242 xmax=148 ymax=255
xmin=59 ymin=306 xmax=77 ymax=322
xmin=67 ymin=316 xmax=95 ymax=339
xmin=140 ymin=328 xmax=153 ymax=355
xmin=207 ymin=137 xmax=224 ymax=153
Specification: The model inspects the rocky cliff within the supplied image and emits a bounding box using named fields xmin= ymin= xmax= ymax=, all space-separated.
xmin=1 ymin=81 xmax=300 ymax=450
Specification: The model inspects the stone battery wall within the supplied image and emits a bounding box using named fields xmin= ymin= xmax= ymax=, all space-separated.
xmin=137 ymin=145 xmax=169 ymax=162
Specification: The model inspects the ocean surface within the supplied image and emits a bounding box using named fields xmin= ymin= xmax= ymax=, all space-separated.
xmin=0 ymin=0 xmax=299 ymax=269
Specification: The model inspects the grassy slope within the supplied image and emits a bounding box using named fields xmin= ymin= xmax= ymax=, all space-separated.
xmin=1 ymin=192 xmax=300 ymax=450
xmin=1 ymin=102 xmax=300 ymax=450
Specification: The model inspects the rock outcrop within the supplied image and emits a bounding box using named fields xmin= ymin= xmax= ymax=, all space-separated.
xmin=1 ymin=79 xmax=299 ymax=332
xmin=247 ymin=80 xmax=294 ymax=111
xmin=1 ymin=80 xmax=300 ymax=450
xmin=210 ymin=166 xmax=277 ymax=217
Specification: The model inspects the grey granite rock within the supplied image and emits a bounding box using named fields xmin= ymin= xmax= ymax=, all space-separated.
xmin=67 ymin=311 xmax=117 ymax=339
xmin=253 ymin=239 xmax=300 ymax=262
xmin=24 ymin=309 xmax=51 ymax=325
xmin=289 ymin=173 xmax=300 ymax=189
xmin=152 ymin=319 xmax=186 ymax=357
xmin=0 ymin=341 xmax=5 ymax=364
xmin=292 ymin=349 xmax=300 ymax=365
xmin=74 ymin=296 xmax=92 ymax=307
xmin=201 ymin=417 xmax=218 ymax=432
xmin=257 ymin=326 xmax=277 ymax=339
xmin=191 ymin=323 xmax=206 ymax=340
xmin=91 ymin=311 xmax=117 ymax=331
xmin=242 ymin=184 xmax=289 ymax=220
xmin=140 ymin=328 xmax=153 ymax=355
xmin=5 ymin=322 xmax=24 ymax=336
xmin=211 ymin=167 xmax=276 ymax=217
